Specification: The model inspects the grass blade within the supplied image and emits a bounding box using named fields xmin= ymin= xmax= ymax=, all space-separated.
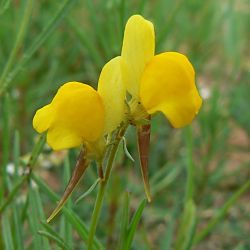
xmin=0 ymin=175 xmax=27 ymax=213
xmin=124 ymin=199 xmax=147 ymax=250
xmin=1 ymin=214 xmax=14 ymax=250
xmin=75 ymin=177 xmax=100 ymax=204
xmin=0 ymin=0 xmax=78 ymax=95
xmin=27 ymin=134 xmax=46 ymax=170
xmin=159 ymin=197 xmax=181 ymax=250
xmin=0 ymin=0 xmax=33 ymax=88
xmin=31 ymin=173 xmax=103 ymax=250
xmin=118 ymin=192 xmax=130 ymax=250
xmin=194 ymin=180 xmax=250 ymax=243
xmin=0 ymin=0 xmax=11 ymax=15
xmin=40 ymin=221 xmax=72 ymax=250
xmin=12 ymin=204 xmax=24 ymax=250
xmin=1 ymin=93 xmax=11 ymax=193
xmin=28 ymin=186 xmax=50 ymax=250
xmin=174 ymin=199 xmax=197 ymax=250
xmin=60 ymin=155 xmax=73 ymax=248
xmin=38 ymin=231 xmax=71 ymax=250
xmin=0 ymin=134 xmax=45 ymax=213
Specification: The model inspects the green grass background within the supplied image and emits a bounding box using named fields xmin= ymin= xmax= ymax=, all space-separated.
xmin=0 ymin=0 xmax=249 ymax=249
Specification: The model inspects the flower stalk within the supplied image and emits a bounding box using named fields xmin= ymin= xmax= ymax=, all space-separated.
xmin=87 ymin=124 xmax=128 ymax=250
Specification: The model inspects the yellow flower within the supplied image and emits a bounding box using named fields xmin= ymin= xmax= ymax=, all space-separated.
xmin=120 ymin=15 xmax=202 ymax=202
xmin=33 ymin=57 xmax=126 ymax=151
xmin=121 ymin=15 xmax=202 ymax=127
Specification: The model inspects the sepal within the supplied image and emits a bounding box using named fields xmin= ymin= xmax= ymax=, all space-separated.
xmin=47 ymin=149 xmax=89 ymax=222
xmin=137 ymin=118 xmax=152 ymax=202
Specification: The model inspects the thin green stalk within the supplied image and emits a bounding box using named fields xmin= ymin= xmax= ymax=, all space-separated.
xmin=1 ymin=94 xmax=11 ymax=194
xmin=194 ymin=180 xmax=250 ymax=243
xmin=0 ymin=0 xmax=33 ymax=88
xmin=184 ymin=127 xmax=195 ymax=202
xmin=87 ymin=125 xmax=128 ymax=250
xmin=0 ymin=0 xmax=78 ymax=96
xmin=0 ymin=175 xmax=27 ymax=214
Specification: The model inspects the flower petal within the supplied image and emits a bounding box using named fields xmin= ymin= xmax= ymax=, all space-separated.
xmin=140 ymin=52 xmax=202 ymax=128
xmin=33 ymin=104 xmax=52 ymax=133
xmin=33 ymin=82 xmax=104 ymax=150
xmin=98 ymin=57 xmax=126 ymax=134
xmin=121 ymin=15 xmax=155 ymax=98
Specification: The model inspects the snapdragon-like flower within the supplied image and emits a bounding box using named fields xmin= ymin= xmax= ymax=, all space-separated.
xmin=32 ymin=14 xmax=202 ymax=213
xmin=33 ymin=56 xmax=125 ymax=152
xmin=121 ymin=15 xmax=202 ymax=127
xmin=120 ymin=15 xmax=202 ymax=201
xmin=32 ymin=57 xmax=126 ymax=221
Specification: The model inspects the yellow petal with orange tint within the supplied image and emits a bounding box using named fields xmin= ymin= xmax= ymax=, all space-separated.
xmin=33 ymin=82 xmax=104 ymax=150
xmin=121 ymin=15 xmax=155 ymax=98
xmin=98 ymin=57 xmax=126 ymax=134
xmin=140 ymin=52 xmax=202 ymax=128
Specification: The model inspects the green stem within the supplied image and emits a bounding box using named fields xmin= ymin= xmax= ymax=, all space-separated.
xmin=0 ymin=0 xmax=33 ymax=88
xmin=185 ymin=127 xmax=194 ymax=202
xmin=87 ymin=125 xmax=127 ymax=250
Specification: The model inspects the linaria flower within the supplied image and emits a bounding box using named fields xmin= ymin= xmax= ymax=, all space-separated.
xmin=119 ymin=15 xmax=202 ymax=201
xmin=121 ymin=15 xmax=202 ymax=127
xmin=32 ymin=14 xmax=202 ymax=206
xmin=33 ymin=57 xmax=125 ymax=152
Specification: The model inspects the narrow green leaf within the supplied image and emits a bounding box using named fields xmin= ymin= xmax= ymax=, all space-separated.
xmin=151 ymin=167 xmax=181 ymax=196
xmin=2 ymin=214 xmax=14 ymax=250
xmin=28 ymin=187 xmax=50 ymax=250
xmin=75 ymin=178 xmax=100 ymax=204
xmin=0 ymin=0 xmax=33 ymax=88
xmin=27 ymin=134 xmax=46 ymax=170
xmin=13 ymin=130 xmax=20 ymax=180
xmin=0 ymin=134 xmax=45 ymax=213
xmin=118 ymin=192 xmax=130 ymax=250
xmin=28 ymin=189 xmax=42 ymax=250
xmin=31 ymin=173 xmax=103 ymax=250
xmin=125 ymin=199 xmax=147 ymax=250
xmin=60 ymin=155 xmax=73 ymax=248
xmin=40 ymin=221 xmax=71 ymax=250
xmin=0 ymin=0 xmax=78 ymax=95
xmin=122 ymin=137 xmax=135 ymax=163
xmin=0 ymin=0 xmax=11 ymax=15
xmin=1 ymin=93 xmax=11 ymax=193
xmin=12 ymin=201 xmax=24 ymax=250
xmin=184 ymin=127 xmax=195 ymax=202
xmin=0 ymin=175 xmax=27 ymax=213
xmin=62 ymin=209 xmax=103 ymax=250
xmin=194 ymin=180 xmax=250 ymax=243
xmin=174 ymin=200 xmax=197 ymax=250
xmin=38 ymin=231 xmax=71 ymax=250
xmin=160 ymin=198 xmax=181 ymax=250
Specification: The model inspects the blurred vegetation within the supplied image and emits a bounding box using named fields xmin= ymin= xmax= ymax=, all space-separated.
xmin=0 ymin=0 xmax=249 ymax=249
